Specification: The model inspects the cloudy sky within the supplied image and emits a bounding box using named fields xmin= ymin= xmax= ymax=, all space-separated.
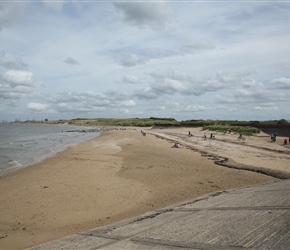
xmin=1 ymin=0 xmax=290 ymax=122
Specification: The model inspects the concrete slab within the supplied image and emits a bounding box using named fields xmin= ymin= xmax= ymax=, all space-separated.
xmin=27 ymin=179 xmax=290 ymax=250
xmin=86 ymin=210 xmax=192 ymax=238
xmin=134 ymin=209 xmax=290 ymax=249
xmin=180 ymin=180 xmax=290 ymax=210
xmin=99 ymin=239 xmax=198 ymax=250
xmin=28 ymin=234 xmax=117 ymax=250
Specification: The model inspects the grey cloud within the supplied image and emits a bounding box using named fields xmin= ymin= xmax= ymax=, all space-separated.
xmin=134 ymin=88 xmax=159 ymax=100
xmin=241 ymin=78 xmax=263 ymax=88
xmin=181 ymin=40 xmax=215 ymax=54
xmin=147 ymin=69 xmax=272 ymax=100
xmin=41 ymin=0 xmax=65 ymax=11
xmin=145 ymin=48 xmax=175 ymax=59
xmin=149 ymin=69 xmax=227 ymax=97
xmin=215 ymin=87 xmax=286 ymax=108
xmin=270 ymin=77 xmax=290 ymax=89
xmin=117 ymin=54 xmax=148 ymax=67
xmin=0 ymin=3 xmax=26 ymax=31
xmin=150 ymin=68 xmax=188 ymax=81
xmin=186 ymin=78 xmax=225 ymax=95
xmin=217 ymin=71 xmax=263 ymax=88
xmin=273 ymin=63 xmax=290 ymax=71
xmin=152 ymin=79 xmax=187 ymax=95
xmin=114 ymin=48 xmax=174 ymax=68
xmin=215 ymin=94 xmax=236 ymax=104
xmin=216 ymin=70 xmax=236 ymax=84
xmin=114 ymin=2 xmax=174 ymax=31
xmin=64 ymin=57 xmax=80 ymax=65
xmin=253 ymin=103 xmax=278 ymax=111
xmin=43 ymin=90 xmax=135 ymax=115
xmin=122 ymin=75 xmax=140 ymax=84
xmin=0 ymin=52 xmax=28 ymax=70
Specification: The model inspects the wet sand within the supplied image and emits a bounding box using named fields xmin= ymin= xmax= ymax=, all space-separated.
xmin=1 ymin=127 xmax=288 ymax=249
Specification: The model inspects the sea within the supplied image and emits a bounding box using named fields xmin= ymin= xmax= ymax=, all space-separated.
xmin=0 ymin=123 xmax=100 ymax=176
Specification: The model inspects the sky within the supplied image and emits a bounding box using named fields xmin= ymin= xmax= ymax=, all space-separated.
xmin=1 ymin=0 xmax=290 ymax=122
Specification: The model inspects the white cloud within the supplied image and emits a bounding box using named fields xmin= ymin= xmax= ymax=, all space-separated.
xmin=185 ymin=105 xmax=208 ymax=112
xmin=26 ymin=102 xmax=48 ymax=112
xmin=122 ymin=75 xmax=140 ymax=84
xmin=2 ymin=70 xmax=34 ymax=86
xmin=120 ymin=100 xmax=136 ymax=107
xmin=0 ymin=70 xmax=34 ymax=104
xmin=1 ymin=1 xmax=290 ymax=121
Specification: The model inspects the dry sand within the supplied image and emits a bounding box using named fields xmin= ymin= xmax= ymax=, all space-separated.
xmin=0 ymin=126 xmax=289 ymax=249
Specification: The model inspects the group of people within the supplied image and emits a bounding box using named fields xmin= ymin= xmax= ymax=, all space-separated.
xmin=269 ymin=132 xmax=290 ymax=146
xmin=203 ymin=133 xmax=215 ymax=140
xmin=171 ymin=130 xmax=290 ymax=149
xmin=188 ymin=131 xmax=217 ymax=140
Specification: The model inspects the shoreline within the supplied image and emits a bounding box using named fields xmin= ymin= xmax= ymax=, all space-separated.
xmin=0 ymin=127 xmax=286 ymax=249
xmin=0 ymin=123 xmax=103 ymax=177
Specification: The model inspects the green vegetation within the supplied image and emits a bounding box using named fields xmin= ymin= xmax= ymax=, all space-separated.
xmin=25 ymin=118 xmax=289 ymax=135
xmin=180 ymin=119 xmax=289 ymax=127
xmin=202 ymin=124 xmax=260 ymax=136
xmin=44 ymin=117 xmax=180 ymax=127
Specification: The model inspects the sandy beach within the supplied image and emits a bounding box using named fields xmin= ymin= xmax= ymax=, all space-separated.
xmin=1 ymin=127 xmax=289 ymax=249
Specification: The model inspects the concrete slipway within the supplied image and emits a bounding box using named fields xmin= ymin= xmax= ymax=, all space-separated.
xmin=28 ymin=179 xmax=290 ymax=250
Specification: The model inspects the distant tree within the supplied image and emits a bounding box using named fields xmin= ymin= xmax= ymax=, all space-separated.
xmin=277 ymin=119 xmax=289 ymax=124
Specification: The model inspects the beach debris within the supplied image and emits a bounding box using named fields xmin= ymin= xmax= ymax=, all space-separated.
xmin=0 ymin=234 xmax=8 ymax=239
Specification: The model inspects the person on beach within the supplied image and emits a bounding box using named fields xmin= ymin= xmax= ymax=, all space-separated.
xmin=270 ymin=133 xmax=276 ymax=142
xmin=283 ymin=139 xmax=287 ymax=145
xmin=172 ymin=143 xmax=181 ymax=148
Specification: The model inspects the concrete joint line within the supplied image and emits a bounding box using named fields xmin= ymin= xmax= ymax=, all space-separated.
xmin=177 ymin=206 xmax=290 ymax=211
xmin=77 ymin=232 xmax=125 ymax=241
xmin=131 ymin=236 xmax=248 ymax=250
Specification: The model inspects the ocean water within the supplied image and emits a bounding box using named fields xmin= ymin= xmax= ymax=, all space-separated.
xmin=0 ymin=123 xmax=100 ymax=176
